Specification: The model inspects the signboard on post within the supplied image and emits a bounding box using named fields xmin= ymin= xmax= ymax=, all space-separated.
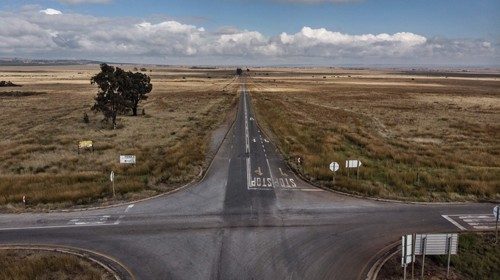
xmin=329 ymin=161 xmax=340 ymax=185
xmin=414 ymin=233 xmax=458 ymax=279
xmin=401 ymin=234 xmax=414 ymax=280
xmin=345 ymin=160 xmax=361 ymax=168
xmin=401 ymin=235 xmax=413 ymax=266
xmin=414 ymin=233 xmax=458 ymax=255
xmin=78 ymin=140 xmax=93 ymax=154
xmin=329 ymin=162 xmax=339 ymax=172
xmin=345 ymin=159 xmax=362 ymax=179
xmin=120 ymin=155 xmax=136 ymax=164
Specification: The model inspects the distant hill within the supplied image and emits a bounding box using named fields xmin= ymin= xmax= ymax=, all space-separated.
xmin=0 ymin=58 xmax=103 ymax=66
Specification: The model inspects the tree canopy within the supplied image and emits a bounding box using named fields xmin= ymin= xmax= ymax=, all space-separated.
xmin=91 ymin=63 xmax=153 ymax=127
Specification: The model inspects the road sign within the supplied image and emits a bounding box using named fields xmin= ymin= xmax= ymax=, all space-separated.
xmin=414 ymin=233 xmax=458 ymax=255
xmin=345 ymin=160 xmax=361 ymax=168
xmin=401 ymin=234 xmax=413 ymax=266
xmin=329 ymin=162 xmax=339 ymax=172
xmin=78 ymin=140 xmax=93 ymax=149
xmin=120 ymin=155 xmax=136 ymax=164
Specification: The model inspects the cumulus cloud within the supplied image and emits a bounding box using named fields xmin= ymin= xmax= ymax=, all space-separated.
xmin=0 ymin=8 xmax=496 ymax=65
xmin=39 ymin=8 xmax=62 ymax=15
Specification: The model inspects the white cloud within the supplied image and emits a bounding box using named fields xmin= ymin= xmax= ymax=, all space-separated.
xmin=0 ymin=8 xmax=496 ymax=65
xmin=58 ymin=0 xmax=112 ymax=4
xmin=39 ymin=8 xmax=62 ymax=15
xmin=277 ymin=0 xmax=360 ymax=3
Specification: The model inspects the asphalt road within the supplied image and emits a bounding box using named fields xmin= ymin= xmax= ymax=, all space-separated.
xmin=0 ymin=79 xmax=494 ymax=280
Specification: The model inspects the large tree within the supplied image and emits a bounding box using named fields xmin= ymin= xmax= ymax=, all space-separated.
xmin=123 ymin=71 xmax=152 ymax=116
xmin=91 ymin=64 xmax=153 ymax=127
xmin=91 ymin=63 xmax=127 ymax=128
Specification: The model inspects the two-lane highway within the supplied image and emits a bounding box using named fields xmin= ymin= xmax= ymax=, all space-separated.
xmin=0 ymin=78 xmax=494 ymax=279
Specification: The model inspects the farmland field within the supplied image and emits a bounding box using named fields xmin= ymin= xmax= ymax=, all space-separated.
xmin=0 ymin=65 xmax=238 ymax=211
xmin=248 ymin=68 xmax=500 ymax=201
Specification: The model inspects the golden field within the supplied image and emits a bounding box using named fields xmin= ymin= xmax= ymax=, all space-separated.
xmin=0 ymin=249 xmax=114 ymax=280
xmin=0 ymin=65 xmax=238 ymax=210
xmin=248 ymin=68 xmax=500 ymax=201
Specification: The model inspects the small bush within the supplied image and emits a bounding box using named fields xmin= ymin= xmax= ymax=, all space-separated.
xmin=82 ymin=112 xmax=89 ymax=123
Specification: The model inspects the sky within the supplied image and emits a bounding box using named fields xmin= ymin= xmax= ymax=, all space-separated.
xmin=0 ymin=0 xmax=499 ymax=66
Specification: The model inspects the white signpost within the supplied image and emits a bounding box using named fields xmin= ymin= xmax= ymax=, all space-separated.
xmin=414 ymin=233 xmax=458 ymax=279
xmin=120 ymin=155 xmax=136 ymax=164
xmin=401 ymin=235 xmax=413 ymax=280
xmin=329 ymin=162 xmax=340 ymax=185
xmin=329 ymin=162 xmax=339 ymax=172
xmin=494 ymin=205 xmax=499 ymax=243
xmin=345 ymin=159 xmax=362 ymax=179
xmin=110 ymin=171 xmax=116 ymax=197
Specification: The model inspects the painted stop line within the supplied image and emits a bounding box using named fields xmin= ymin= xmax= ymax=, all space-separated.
xmin=442 ymin=214 xmax=496 ymax=231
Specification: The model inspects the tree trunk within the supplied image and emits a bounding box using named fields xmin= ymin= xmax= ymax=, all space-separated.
xmin=112 ymin=112 xmax=117 ymax=129
xmin=132 ymin=106 xmax=137 ymax=116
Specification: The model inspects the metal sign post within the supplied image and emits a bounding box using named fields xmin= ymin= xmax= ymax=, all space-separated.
xmin=412 ymin=233 xmax=458 ymax=280
xmin=401 ymin=234 xmax=413 ymax=280
xmin=412 ymin=233 xmax=415 ymax=280
xmin=110 ymin=171 xmax=115 ymax=197
xmin=494 ymin=205 xmax=499 ymax=244
xmin=329 ymin=162 xmax=339 ymax=185
xmin=421 ymin=237 xmax=426 ymax=280
xmin=345 ymin=160 xmax=362 ymax=179
xmin=446 ymin=236 xmax=452 ymax=279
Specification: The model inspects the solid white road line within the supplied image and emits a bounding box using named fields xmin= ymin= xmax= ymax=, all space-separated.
xmin=0 ymin=223 xmax=116 ymax=231
xmin=441 ymin=215 xmax=466 ymax=231
xmin=246 ymin=157 xmax=251 ymax=190
xmin=265 ymin=158 xmax=276 ymax=188
xmin=459 ymin=215 xmax=492 ymax=219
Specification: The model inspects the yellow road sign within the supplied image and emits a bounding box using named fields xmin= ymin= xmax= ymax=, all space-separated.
xmin=78 ymin=140 xmax=93 ymax=149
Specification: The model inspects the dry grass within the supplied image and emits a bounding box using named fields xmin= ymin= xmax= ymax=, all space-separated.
xmin=0 ymin=65 xmax=238 ymax=210
xmin=0 ymin=249 xmax=113 ymax=280
xmin=249 ymin=68 xmax=500 ymax=201
xmin=378 ymin=232 xmax=500 ymax=280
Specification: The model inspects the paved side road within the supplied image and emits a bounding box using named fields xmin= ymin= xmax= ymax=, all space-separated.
xmin=0 ymin=78 xmax=493 ymax=280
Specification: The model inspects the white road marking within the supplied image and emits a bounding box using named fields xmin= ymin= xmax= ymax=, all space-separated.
xmin=246 ymin=157 xmax=251 ymax=190
xmin=279 ymin=168 xmax=288 ymax=177
xmin=442 ymin=215 xmax=466 ymax=230
xmin=292 ymin=188 xmax=323 ymax=192
xmin=265 ymin=158 xmax=276 ymax=188
xmin=473 ymin=225 xmax=495 ymax=230
xmin=124 ymin=204 xmax=134 ymax=213
xmin=0 ymin=223 xmax=117 ymax=232
xmin=243 ymin=87 xmax=250 ymax=154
